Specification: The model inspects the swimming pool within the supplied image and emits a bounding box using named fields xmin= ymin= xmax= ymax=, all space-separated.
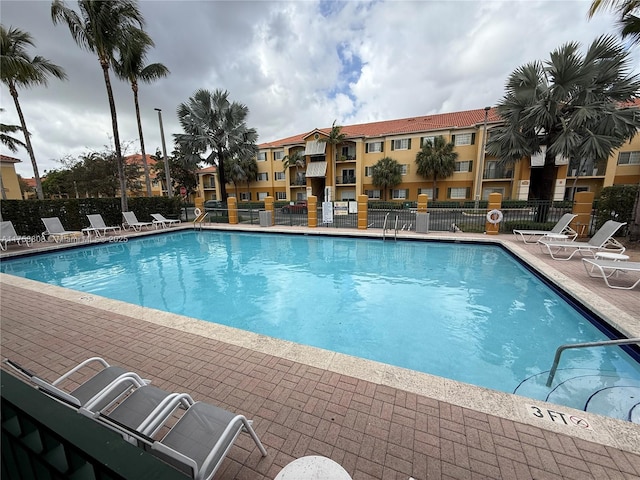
xmin=2 ymin=230 xmax=639 ymax=422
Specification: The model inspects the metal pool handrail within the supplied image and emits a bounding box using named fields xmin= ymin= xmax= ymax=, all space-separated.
xmin=546 ymin=338 xmax=640 ymax=387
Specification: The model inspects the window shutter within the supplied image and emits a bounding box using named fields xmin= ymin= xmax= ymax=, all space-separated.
xmin=469 ymin=161 xmax=473 ymax=171
xmin=365 ymin=143 xmax=369 ymax=153
xmin=381 ymin=142 xmax=384 ymax=152
xmin=451 ymin=135 xmax=455 ymax=145
xmin=391 ymin=141 xmax=395 ymax=151
xmin=447 ymin=187 xmax=451 ymax=199
xmin=408 ymin=139 xmax=412 ymax=149
xmin=471 ymin=133 xmax=476 ymax=145
xmin=465 ymin=187 xmax=470 ymax=198
xmin=420 ymin=137 xmax=423 ymax=147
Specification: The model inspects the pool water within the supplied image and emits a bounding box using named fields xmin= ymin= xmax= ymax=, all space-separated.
xmin=2 ymin=231 xmax=639 ymax=421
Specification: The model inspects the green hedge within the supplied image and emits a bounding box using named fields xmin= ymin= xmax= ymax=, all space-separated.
xmin=1 ymin=197 xmax=182 ymax=236
xmin=594 ymin=184 xmax=638 ymax=232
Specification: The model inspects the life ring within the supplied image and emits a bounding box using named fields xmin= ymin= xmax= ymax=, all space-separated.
xmin=194 ymin=207 xmax=202 ymax=217
xmin=486 ymin=209 xmax=503 ymax=224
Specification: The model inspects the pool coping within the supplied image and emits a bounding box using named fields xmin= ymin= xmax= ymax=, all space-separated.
xmin=1 ymin=224 xmax=639 ymax=455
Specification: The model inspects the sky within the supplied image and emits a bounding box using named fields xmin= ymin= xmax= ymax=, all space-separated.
xmin=1 ymin=0 xmax=636 ymax=178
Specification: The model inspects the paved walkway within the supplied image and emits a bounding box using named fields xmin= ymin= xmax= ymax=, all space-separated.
xmin=1 ymin=226 xmax=639 ymax=479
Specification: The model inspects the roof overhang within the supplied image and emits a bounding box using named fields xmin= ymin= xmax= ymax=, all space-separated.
xmin=304 ymin=140 xmax=326 ymax=156
xmin=306 ymin=161 xmax=327 ymax=178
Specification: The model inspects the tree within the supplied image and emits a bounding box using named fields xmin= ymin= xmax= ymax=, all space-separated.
xmin=371 ymin=156 xmax=402 ymax=201
xmin=152 ymin=147 xmax=199 ymax=197
xmin=589 ymin=0 xmax=640 ymax=45
xmin=113 ymin=26 xmax=169 ymax=197
xmin=1 ymin=25 xmax=67 ymax=200
xmin=415 ymin=136 xmax=458 ymax=201
xmin=175 ymin=88 xmax=258 ymax=202
xmin=319 ymin=120 xmax=347 ymax=199
xmin=282 ymin=150 xmax=306 ymax=187
xmin=0 ymin=108 xmax=26 ymax=153
xmin=486 ymin=35 xmax=640 ymax=210
xmin=51 ymin=0 xmax=146 ymax=212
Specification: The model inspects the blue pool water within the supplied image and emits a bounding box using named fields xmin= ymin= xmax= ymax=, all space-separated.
xmin=2 ymin=231 xmax=639 ymax=420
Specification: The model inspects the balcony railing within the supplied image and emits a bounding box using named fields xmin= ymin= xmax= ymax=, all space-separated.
xmin=336 ymin=175 xmax=356 ymax=185
xmin=483 ymin=169 xmax=513 ymax=180
xmin=337 ymin=155 xmax=356 ymax=162
xmin=203 ymin=183 xmax=216 ymax=189
xmin=290 ymin=176 xmax=306 ymax=186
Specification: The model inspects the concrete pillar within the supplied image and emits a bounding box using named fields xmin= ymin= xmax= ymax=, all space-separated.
xmin=227 ymin=197 xmax=238 ymax=225
xmin=264 ymin=196 xmax=275 ymax=225
xmin=485 ymin=192 xmax=503 ymax=235
xmin=357 ymin=194 xmax=369 ymax=230
xmin=572 ymin=191 xmax=595 ymax=238
xmin=417 ymin=194 xmax=428 ymax=213
xmin=307 ymin=196 xmax=317 ymax=228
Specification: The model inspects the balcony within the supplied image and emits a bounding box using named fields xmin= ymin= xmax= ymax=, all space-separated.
xmin=337 ymin=155 xmax=356 ymax=162
xmin=336 ymin=175 xmax=356 ymax=185
xmin=203 ymin=182 xmax=216 ymax=190
xmin=483 ymin=168 xmax=512 ymax=180
xmin=290 ymin=175 xmax=306 ymax=186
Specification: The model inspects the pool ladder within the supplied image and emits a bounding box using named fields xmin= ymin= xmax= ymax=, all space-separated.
xmin=546 ymin=337 xmax=640 ymax=386
xmin=382 ymin=213 xmax=400 ymax=242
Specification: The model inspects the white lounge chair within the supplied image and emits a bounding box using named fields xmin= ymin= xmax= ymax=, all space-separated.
xmin=151 ymin=213 xmax=181 ymax=229
xmin=513 ymin=213 xmax=578 ymax=244
xmin=538 ymin=220 xmax=626 ymax=260
xmin=122 ymin=211 xmax=153 ymax=232
xmin=41 ymin=216 xmax=82 ymax=242
xmin=582 ymin=258 xmax=640 ymax=290
xmin=0 ymin=220 xmax=32 ymax=251
xmin=86 ymin=214 xmax=122 ymax=237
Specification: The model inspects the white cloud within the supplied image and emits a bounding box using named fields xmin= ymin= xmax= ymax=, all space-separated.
xmin=0 ymin=0 xmax=633 ymax=178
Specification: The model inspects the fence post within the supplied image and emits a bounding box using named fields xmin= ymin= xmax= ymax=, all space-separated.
xmin=357 ymin=194 xmax=369 ymax=230
xmin=264 ymin=196 xmax=275 ymax=225
xmin=417 ymin=193 xmax=428 ymax=213
xmin=307 ymin=195 xmax=318 ymax=228
xmin=572 ymin=191 xmax=595 ymax=238
xmin=227 ymin=197 xmax=238 ymax=224
xmin=485 ymin=192 xmax=503 ymax=235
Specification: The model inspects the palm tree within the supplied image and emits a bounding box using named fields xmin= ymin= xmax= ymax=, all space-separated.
xmin=371 ymin=156 xmax=402 ymax=201
xmin=415 ymin=136 xmax=458 ymax=201
xmin=175 ymin=88 xmax=257 ymax=202
xmin=0 ymin=109 xmax=26 ymax=153
xmin=589 ymin=0 xmax=640 ymax=45
xmin=282 ymin=150 xmax=305 ymax=185
xmin=1 ymin=25 xmax=67 ymax=200
xmin=113 ymin=26 xmax=169 ymax=197
xmin=51 ymin=0 xmax=145 ymax=212
xmin=319 ymin=119 xmax=346 ymax=199
xmin=486 ymin=35 xmax=640 ymax=210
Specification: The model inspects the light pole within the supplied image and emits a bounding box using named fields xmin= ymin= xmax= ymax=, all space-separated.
xmin=155 ymin=108 xmax=172 ymax=196
xmin=474 ymin=106 xmax=491 ymax=208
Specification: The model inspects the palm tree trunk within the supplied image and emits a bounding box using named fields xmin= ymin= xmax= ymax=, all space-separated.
xmin=132 ymin=81 xmax=152 ymax=196
xmin=217 ymin=146 xmax=228 ymax=201
xmin=10 ymin=85 xmax=43 ymax=200
xmin=100 ymin=60 xmax=128 ymax=212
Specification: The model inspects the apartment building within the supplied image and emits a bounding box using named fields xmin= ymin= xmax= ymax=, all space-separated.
xmin=198 ymin=106 xmax=640 ymax=204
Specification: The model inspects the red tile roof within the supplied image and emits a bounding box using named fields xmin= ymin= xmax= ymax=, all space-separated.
xmin=259 ymin=107 xmax=500 ymax=148
xmin=197 ymin=166 xmax=217 ymax=174
xmin=125 ymin=154 xmax=157 ymax=166
xmin=0 ymin=154 xmax=21 ymax=163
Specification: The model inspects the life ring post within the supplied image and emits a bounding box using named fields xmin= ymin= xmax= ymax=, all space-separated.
xmin=485 ymin=193 xmax=503 ymax=235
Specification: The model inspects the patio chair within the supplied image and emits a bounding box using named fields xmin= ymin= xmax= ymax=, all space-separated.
xmin=581 ymin=258 xmax=640 ymax=290
xmin=41 ymin=216 xmax=82 ymax=242
xmin=99 ymin=400 xmax=268 ymax=480
xmin=0 ymin=220 xmax=32 ymax=251
xmin=3 ymin=357 xmax=148 ymax=412
xmin=122 ymin=211 xmax=153 ymax=232
xmin=513 ymin=213 xmax=578 ymax=244
xmin=151 ymin=213 xmax=181 ymax=229
xmin=86 ymin=214 xmax=122 ymax=237
xmin=538 ymin=220 xmax=626 ymax=260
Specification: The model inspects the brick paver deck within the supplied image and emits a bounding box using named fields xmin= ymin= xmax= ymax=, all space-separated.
xmin=1 ymin=226 xmax=639 ymax=479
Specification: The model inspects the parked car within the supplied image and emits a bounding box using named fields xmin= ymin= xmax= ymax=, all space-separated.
xmin=281 ymin=201 xmax=308 ymax=214
xmin=204 ymin=200 xmax=223 ymax=211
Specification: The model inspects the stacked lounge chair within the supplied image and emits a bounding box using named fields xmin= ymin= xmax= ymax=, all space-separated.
xmin=537 ymin=220 xmax=626 ymax=260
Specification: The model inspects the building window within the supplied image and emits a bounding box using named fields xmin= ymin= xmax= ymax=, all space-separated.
xmin=420 ymin=136 xmax=435 ymax=147
xmin=400 ymin=164 xmax=408 ymax=175
xmin=257 ymin=172 xmax=268 ymax=181
xmin=257 ymin=192 xmax=268 ymax=200
xmin=618 ymin=151 xmax=640 ymax=165
xmin=364 ymin=166 xmax=373 ymax=177
xmin=257 ymin=152 xmax=267 ymax=162
xmin=454 ymin=160 xmax=473 ymax=172
xmin=365 ymin=141 xmax=383 ymax=153
xmin=274 ymin=151 xmax=284 ymax=161
xmin=240 ymin=192 xmax=251 ymax=201
xmin=391 ymin=138 xmax=411 ymax=150
xmin=276 ymin=191 xmax=287 ymax=200
xmin=366 ymin=189 xmax=381 ymax=199
xmin=448 ymin=187 xmax=469 ymax=199
xmin=482 ymin=187 xmax=505 ymax=200
xmin=418 ymin=188 xmax=435 ymax=199
xmin=275 ymin=171 xmax=285 ymax=181
xmin=453 ymin=133 xmax=475 ymax=146
xmin=392 ymin=189 xmax=408 ymax=200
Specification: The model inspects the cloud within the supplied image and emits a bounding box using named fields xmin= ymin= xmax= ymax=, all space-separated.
xmin=1 ymin=0 xmax=632 ymax=178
